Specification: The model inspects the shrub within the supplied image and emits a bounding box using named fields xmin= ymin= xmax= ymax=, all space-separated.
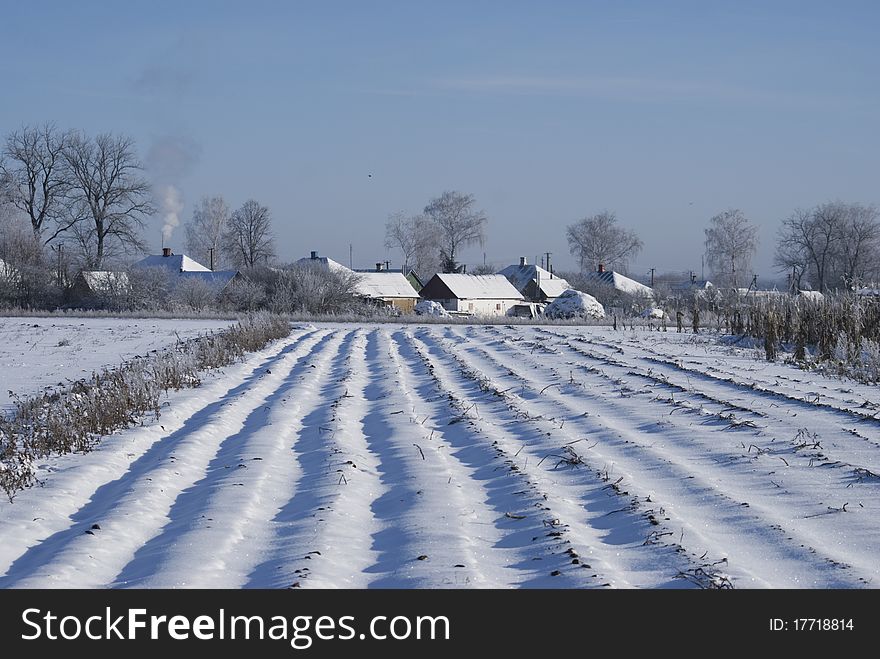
xmin=0 ymin=312 xmax=290 ymax=498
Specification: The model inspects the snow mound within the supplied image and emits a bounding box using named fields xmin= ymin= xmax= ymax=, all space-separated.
xmin=414 ymin=300 xmax=449 ymax=316
xmin=640 ymin=307 xmax=667 ymax=320
xmin=543 ymin=289 xmax=605 ymax=319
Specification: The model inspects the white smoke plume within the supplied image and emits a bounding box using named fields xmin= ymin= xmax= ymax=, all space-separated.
xmin=160 ymin=184 xmax=184 ymax=243
xmin=147 ymin=135 xmax=200 ymax=247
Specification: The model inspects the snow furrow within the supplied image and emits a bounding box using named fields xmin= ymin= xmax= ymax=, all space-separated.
xmin=405 ymin=328 xmax=680 ymax=588
xmin=112 ymin=329 xmax=339 ymax=588
xmin=438 ymin=326 xmax=868 ymax=587
xmin=0 ymin=327 xmax=314 ymax=582
xmin=1 ymin=329 xmax=328 ymax=588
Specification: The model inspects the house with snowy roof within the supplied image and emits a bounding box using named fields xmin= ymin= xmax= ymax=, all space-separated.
xmin=586 ymin=264 xmax=654 ymax=301
xmin=354 ymin=270 xmax=420 ymax=312
xmin=70 ymin=270 xmax=131 ymax=305
xmin=419 ymin=273 xmax=524 ymax=316
xmin=498 ymin=257 xmax=571 ymax=303
xmin=295 ymin=250 xmax=351 ymax=273
xmin=131 ymin=248 xmax=239 ymax=293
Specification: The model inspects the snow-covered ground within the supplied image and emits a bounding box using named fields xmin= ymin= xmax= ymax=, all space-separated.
xmin=1 ymin=323 xmax=879 ymax=589
xmin=0 ymin=317 xmax=233 ymax=412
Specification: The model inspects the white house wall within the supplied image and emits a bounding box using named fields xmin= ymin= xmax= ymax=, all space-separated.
xmin=439 ymin=298 xmax=518 ymax=316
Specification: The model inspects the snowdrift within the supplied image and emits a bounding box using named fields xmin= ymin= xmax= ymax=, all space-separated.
xmin=543 ymin=289 xmax=605 ymax=319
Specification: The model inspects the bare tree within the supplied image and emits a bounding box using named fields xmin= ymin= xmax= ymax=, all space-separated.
xmin=775 ymin=203 xmax=842 ymax=292
xmin=776 ymin=201 xmax=880 ymax=291
xmin=185 ymin=195 xmax=230 ymax=269
xmin=64 ymin=132 xmax=154 ymax=269
xmin=0 ymin=124 xmax=75 ymax=244
xmin=837 ymin=203 xmax=880 ymax=285
xmin=566 ymin=211 xmax=642 ymax=273
xmin=423 ymin=191 xmax=487 ymax=273
xmin=225 ymin=199 xmax=276 ymax=268
xmin=704 ymin=209 xmax=758 ymax=288
xmin=384 ymin=211 xmax=442 ymax=278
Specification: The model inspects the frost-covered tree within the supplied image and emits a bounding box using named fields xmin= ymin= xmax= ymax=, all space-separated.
xmin=224 ymin=199 xmax=275 ymax=268
xmin=423 ymin=191 xmax=487 ymax=273
xmin=185 ymin=195 xmax=230 ymax=270
xmin=384 ymin=211 xmax=442 ymax=279
xmin=566 ymin=211 xmax=642 ymax=273
xmin=704 ymin=209 xmax=758 ymax=288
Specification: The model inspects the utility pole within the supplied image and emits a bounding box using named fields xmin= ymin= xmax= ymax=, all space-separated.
xmin=649 ymin=267 xmax=655 ymax=287
xmin=208 ymin=247 xmax=215 ymax=271
xmin=385 ymin=260 xmax=390 ymax=271
xmin=349 ymin=244 xmax=353 ymax=270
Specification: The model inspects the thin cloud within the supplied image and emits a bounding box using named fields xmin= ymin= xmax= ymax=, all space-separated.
xmin=430 ymin=75 xmax=830 ymax=109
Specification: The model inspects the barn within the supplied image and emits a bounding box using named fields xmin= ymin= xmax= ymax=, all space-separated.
xmin=419 ymin=273 xmax=524 ymax=316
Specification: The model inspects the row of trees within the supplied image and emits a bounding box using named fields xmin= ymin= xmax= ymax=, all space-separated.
xmin=184 ymin=196 xmax=276 ymax=270
xmin=1 ymin=124 xmax=153 ymax=269
xmin=563 ymin=202 xmax=880 ymax=293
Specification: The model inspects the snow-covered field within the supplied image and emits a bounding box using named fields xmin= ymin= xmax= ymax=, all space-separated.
xmin=1 ymin=323 xmax=879 ymax=589
xmin=0 ymin=317 xmax=234 ymax=412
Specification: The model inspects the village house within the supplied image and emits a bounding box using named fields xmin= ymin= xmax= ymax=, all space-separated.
xmin=587 ymin=263 xmax=655 ymax=301
xmin=131 ymin=248 xmax=239 ymax=293
xmin=419 ymin=273 xmax=524 ymax=316
xmin=301 ymin=252 xmax=420 ymax=311
xmin=498 ymin=257 xmax=571 ymax=303
xmin=69 ymin=270 xmax=130 ymax=306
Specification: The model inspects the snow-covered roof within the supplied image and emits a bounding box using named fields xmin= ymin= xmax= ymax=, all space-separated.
xmin=798 ymin=290 xmax=825 ymax=301
xmin=587 ymin=270 xmax=654 ymax=298
xmin=498 ymin=263 xmax=571 ymax=298
xmin=177 ymin=270 xmax=238 ymax=290
xmin=79 ymin=271 xmax=130 ymax=292
xmin=295 ymin=255 xmax=350 ymax=273
xmin=133 ymin=253 xmax=210 ymax=273
xmin=429 ymin=274 xmax=524 ymax=300
xmin=355 ymin=272 xmax=419 ymax=299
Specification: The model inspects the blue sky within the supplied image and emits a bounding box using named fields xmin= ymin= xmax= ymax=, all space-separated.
xmin=2 ymin=1 xmax=878 ymax=279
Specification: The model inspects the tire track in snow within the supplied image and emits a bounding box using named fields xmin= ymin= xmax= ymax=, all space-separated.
xmin=111 ymin=329 xmax=339 ymax=588
xmin=0 ymin=329 xmax=327 ymax=588
xmin=460 ymin=326 xmax=871 ymax=587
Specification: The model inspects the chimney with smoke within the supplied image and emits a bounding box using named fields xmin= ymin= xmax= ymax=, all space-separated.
xmin=163 ymin=247 xmax=172 ymax=257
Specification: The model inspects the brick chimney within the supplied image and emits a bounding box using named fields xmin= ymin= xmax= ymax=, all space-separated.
xmin=520 ymin=256 xmax=527 ymax=266
xmin=162 ymin=247 xmax=172 ymax=257
xmin=597 ymin=263 xmax=605 ymax=273
xmin=310 ymin=251 xmax=318 ymax=259
xmin=376 ymin=262 xmax=383 ymax=272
